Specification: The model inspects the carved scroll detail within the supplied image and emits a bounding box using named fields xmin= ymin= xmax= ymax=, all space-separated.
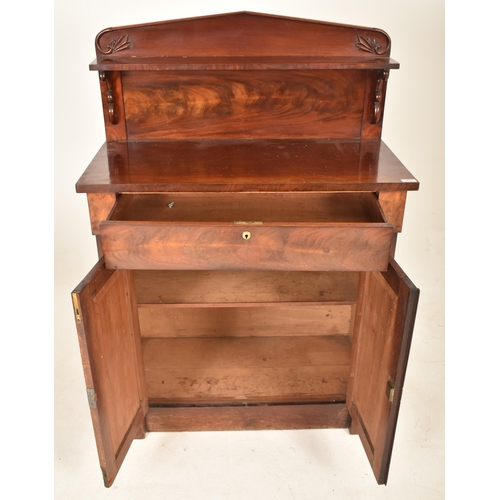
xmin=372 ymin=70 xmax=389 ymax=124
xmin=355 ymin=35 xmax=390 ymax=55
xmin=99 ymin=71 xmax=117 ymax=124
xmin=97 ymin=34 xmax=131 ymax=55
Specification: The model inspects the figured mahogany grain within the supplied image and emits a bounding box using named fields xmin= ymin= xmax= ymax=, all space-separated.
xmin=102 ymin=191 xmax=392 ymax=271
xmin=75 ymin=139 xmax=419 ymax=193
xmin=87 ymin=193 xmax=116 ymax=235
xmin=378 ymin=191 xmax=407 ymax=232
xmin=101 ymin=223 xmax=393 ymax=271
xmin=122 ymin=70 xmax=365 ymax=139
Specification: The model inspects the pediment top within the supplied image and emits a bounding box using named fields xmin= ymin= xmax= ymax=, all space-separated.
xmin=95 ymin=11 xmax=392 ymax=61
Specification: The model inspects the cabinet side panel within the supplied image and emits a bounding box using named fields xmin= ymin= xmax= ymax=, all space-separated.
xmin=378 ymin=191 xmax=407 ymax=232
xmin=87 ymin=193 xmax=117 ymax=235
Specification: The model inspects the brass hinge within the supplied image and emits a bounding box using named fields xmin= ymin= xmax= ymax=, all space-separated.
xmin=71 ymin=292 xmax=82 ymax=323
xmin=386 ymin=379 xmax=395 ymax=403
xmin=87 ymin=388 xmax=97 ymax=409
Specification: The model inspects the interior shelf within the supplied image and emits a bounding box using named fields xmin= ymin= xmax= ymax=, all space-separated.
xmin=143 ymin=335 xmax=351 ymax=405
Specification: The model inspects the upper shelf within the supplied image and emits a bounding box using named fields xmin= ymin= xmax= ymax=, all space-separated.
xmin=76 ymin=139 xmax=419 ymax=193
xmin=90 ymin=56 xmax=399 ymax=72
xmin=92 ymin=11 xmax=397 ymax=71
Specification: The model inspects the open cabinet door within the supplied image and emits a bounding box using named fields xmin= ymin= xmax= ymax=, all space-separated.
xmin=71 ymin=260 xmax=147 ymax=487
xmin=347 ymin=257 xmax=419 ymax=484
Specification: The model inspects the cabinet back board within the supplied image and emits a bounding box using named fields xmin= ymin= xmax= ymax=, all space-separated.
xmin=92 ymin=11 xmax=398 ymax=141
xmin=121 ymin=70 xmax=366 ymax=139
xmin=93 ymin=11 xmax=393 ymax=59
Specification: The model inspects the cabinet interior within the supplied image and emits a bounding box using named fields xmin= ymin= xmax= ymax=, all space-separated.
xmin=134 ymin=269 xmax=359 ymax=410
xmin=110 ymin=192 xmax=386 ymax=224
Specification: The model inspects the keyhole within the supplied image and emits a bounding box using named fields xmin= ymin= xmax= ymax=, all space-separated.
xmin=242 ymin=231 xmax=252 ymax=240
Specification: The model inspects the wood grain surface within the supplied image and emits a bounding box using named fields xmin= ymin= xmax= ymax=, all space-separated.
xmin=101 ymin=222 xmax=393 ymax=271
xmin=134 ymin=269 xmax=359 ymax=304
xmin=72 ymin=262 xmax=147 ymax=487
xmin=75 ymin=139 xmax=419 ymax=193
xmin=108 ymin=192 xmax=386 ymax=223
xmin=347 ymin=261 xmax=419 ymax=484
xmin=142 ymin=335 xmax=351 ymax=403
xmin=138 ymin=304 xmax=354 ymax=338
xmin=145 ymin=404 xmax=350 ymax=431
xmin=122 ymin=70 xmax=365 ymax=139
xmin=94 ymin=11 xmax=392 ymax=60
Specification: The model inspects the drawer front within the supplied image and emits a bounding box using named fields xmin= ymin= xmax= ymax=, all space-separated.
xmin=100 ymin=222 xmax=393 ymax=271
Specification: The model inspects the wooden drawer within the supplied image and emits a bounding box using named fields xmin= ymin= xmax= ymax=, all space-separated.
xmin=100 ymin=193 xmax=394 ymax=271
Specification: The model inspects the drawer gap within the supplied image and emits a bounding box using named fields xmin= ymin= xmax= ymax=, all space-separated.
xmin=109 ymin=192 xmax=386 ymax=223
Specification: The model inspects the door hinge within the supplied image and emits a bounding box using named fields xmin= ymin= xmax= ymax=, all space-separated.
xmin=87 ymin=388 xmax=97 ymax=409
xmin=386 ymin=379 xmax=395 ymax=403
xmin=71 ymin=292 xmax=82 ymax=323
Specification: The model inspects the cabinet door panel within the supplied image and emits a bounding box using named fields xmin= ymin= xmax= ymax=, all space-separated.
xmin=71 ymin=260 xmax=147 ymax=487
xmin=347 ymin=258 xmax=419 ymax=484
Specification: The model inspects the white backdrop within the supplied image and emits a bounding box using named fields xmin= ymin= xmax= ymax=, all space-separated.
xmin=51 ymin=1 xmax=445 ymax=498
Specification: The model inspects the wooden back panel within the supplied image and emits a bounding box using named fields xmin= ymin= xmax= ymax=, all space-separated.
xmin=92 ymin=12 xmax=397 ymax=141
xmin=94 ymin=11 xmax=392 ymax=60
xmin=122 ymin=70 xmax=365 ymax=139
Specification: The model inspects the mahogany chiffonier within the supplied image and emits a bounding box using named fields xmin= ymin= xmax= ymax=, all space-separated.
xmin=71 ymin=12 xmax=419 ymax=487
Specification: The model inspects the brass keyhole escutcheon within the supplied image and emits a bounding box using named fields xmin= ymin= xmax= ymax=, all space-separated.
xmin=242 ymin=231 xmax=252 ymax=240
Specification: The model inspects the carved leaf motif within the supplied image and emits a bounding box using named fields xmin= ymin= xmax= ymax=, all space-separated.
xmin=355 ymin=35 xmax=390 ymax=55
xmin=99 ymin=34 xmax=131 ymax=54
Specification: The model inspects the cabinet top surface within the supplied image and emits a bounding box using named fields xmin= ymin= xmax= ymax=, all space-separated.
xmin=76 ymin=139 xmax=418 ymax=193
